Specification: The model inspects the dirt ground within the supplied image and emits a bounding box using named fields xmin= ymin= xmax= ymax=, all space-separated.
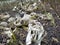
xmin=0 ymin=1 xmax=60 ymax=45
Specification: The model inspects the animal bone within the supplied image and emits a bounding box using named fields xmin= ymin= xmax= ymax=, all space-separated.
xmin=26 ymin=20 xmax=45 ymax=45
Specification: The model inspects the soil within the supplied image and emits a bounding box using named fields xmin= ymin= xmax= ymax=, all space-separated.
xmin=0 ymin=1 xmax=60 ymax=45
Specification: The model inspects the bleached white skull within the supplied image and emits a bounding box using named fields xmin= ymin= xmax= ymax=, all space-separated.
xmin=26 ymin=20 xmax=45 ymax=45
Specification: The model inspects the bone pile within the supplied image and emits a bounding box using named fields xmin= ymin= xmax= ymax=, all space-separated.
xmin=0 ymin=11 xmax=46 ymax=45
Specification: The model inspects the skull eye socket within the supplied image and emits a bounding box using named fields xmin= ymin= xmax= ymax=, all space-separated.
xmin=21 ymin=20 xmax=24 ymax=24
xmin=31 ymin=31 xmax=33 ymax=34
xmin=36 ymin=34 xmax=38 ymax=40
